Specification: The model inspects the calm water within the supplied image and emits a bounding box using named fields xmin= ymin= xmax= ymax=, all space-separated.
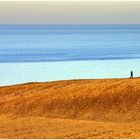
xmin=0 ymin=25 xmax=140 ymax=86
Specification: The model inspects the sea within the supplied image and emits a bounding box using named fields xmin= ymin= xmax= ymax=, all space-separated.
xmin=0 ymin=25 xmax=140 ymax=86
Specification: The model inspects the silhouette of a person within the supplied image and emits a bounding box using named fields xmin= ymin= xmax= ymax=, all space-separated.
xmin=130 ymin=71 xmax=133 ymax=78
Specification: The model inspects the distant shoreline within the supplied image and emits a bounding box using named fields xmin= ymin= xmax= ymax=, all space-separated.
xmin=0 ymin=57 xmax=140 ymax=63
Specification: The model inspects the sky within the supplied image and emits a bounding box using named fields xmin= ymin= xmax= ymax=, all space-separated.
xmin=0 ymin=1 xmax=140 ymax=24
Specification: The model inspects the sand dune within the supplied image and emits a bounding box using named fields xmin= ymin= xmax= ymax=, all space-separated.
xmin=0 ymin=78 xmax=140 ymax=138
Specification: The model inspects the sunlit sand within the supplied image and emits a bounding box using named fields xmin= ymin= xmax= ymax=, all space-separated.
xmin=0 ymin=78 xmax=140 ymax=138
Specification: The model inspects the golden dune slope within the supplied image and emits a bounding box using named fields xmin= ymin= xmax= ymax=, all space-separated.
xmin=0 ymin=78 xmax=140 ymax=138
xmin=0 ymin=78 xmax=140 ymax=121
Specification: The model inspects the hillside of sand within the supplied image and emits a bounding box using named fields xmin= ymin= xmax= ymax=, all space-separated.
xmin=0 ymin=78 xmax=140 ymax=138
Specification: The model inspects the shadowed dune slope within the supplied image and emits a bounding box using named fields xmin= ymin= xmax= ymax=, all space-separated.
xmin=0 ymin=78 xmax=140 ymax=121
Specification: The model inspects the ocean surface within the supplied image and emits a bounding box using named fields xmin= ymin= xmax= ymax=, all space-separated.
xmin=0 ymin=25 xmax=140 ymax=86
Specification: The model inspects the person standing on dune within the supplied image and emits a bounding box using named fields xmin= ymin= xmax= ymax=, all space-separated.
xmin=130 ymin=71 xmax=133 ymax=78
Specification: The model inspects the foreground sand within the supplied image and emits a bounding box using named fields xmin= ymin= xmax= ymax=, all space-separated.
xmin=0 ymin=78 xmax=140 ymax=138
xmin=1 ymin=115 xmax=140 ymax=138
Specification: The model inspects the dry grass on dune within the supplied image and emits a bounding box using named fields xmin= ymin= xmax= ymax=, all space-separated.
xmin=1 ymin=78 xmax=140 ymax=121
xmin=0 ymin=78 xmax=140 ymax=138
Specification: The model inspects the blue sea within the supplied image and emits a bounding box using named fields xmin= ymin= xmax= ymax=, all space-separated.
xmin=0 ymin=25 xmax=140 ymax=86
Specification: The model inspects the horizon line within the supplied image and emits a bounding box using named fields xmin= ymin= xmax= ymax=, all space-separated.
xmin=0 ymin=24 xmax=140 ymax=26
